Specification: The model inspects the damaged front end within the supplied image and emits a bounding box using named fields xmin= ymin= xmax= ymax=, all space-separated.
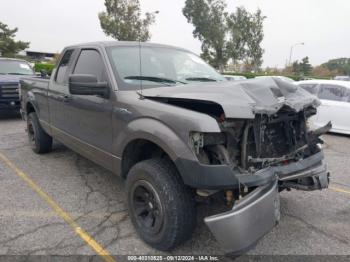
xmin=187 ymin=107 xmax=331 ymax=253
xmin=190 ymin=105 xmax=330 ymax=191
xmin=188 ymin=106 xmax=330 ymax=254
xmin=142 ymin=77 xmax=330 ymax=254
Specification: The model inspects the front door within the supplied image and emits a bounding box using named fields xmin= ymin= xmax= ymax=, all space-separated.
xmin=49 ymin=48 xmax=114 ymax=170
xmin=316 ymin=84 xmax=350 ymax=133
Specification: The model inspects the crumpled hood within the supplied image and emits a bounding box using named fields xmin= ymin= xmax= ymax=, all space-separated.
xmin=141 ymin=77 xmax=320 ymax=119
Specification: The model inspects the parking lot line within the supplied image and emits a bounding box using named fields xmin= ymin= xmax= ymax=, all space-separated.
xmin=0 ymin=152 xmax=116 ymax=262
xmin=329 ymin=186 xmax=350 ymax=196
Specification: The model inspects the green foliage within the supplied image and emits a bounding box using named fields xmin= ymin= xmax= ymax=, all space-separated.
xmin=34 ymin=63 xmax=55 ymax=74
xmin=227 ymin=7 xmax=265 ymax=71
xmin=183 ymin=0 xmax=229 ymax=71
xmin=0 ymin=22 xmax=29 ymax=57
xmin=99 ymin=0 xmax=156 ymax=41
xmin=183 ymin=1 xmax=265 ymax=72
xmin=292 ymin=56 xmax=313 ymax=76
xmin=322 ymin=58 xmax=350 ymax=75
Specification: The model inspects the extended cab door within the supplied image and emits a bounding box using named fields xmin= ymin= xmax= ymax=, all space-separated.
xmin=49 ymin=48 xmax=114 ymax=170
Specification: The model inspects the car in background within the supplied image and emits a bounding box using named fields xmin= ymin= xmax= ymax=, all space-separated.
xmin=223 ymin=74 xmax=247 ymax=81
xmin=297 ymin=80 xmax=350 ymax=135
xmin=256 ymin=75 xmax=295 ymax=83
xmin=334 ymin=76 xmax=350 ymax=81
xmin=0 ymin=58 xmax=35 ymax=112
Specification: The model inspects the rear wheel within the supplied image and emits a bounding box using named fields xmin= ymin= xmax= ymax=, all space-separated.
xmin=27 ymin=112 xmax=52 ymax=154
xmin=126 ymin=158 xmax=196 ymax=251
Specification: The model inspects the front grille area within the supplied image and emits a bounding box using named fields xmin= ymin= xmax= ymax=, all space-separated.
xmin=245 ymin=107 xmax=308 ymax=166
xmin=0 ymin=84 xmax=19 ymax=99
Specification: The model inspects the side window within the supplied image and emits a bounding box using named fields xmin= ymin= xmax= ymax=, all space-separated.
xmin=318 ymin=84 xmax=346 ymax=102
xmin=73 ymin=49 xmax=106 ymax=82
xmin=300 ymin=84 xmax=318 ymax=95
xmin=56 ymin=49 xmax=74 ymax=84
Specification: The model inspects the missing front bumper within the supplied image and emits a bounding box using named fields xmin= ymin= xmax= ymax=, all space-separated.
xmin=204 ymin=181 xmax=279 ymax=254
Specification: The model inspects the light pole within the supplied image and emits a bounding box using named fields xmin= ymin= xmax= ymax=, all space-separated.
xmin=288 ymin=42 xmax=304 ymax=66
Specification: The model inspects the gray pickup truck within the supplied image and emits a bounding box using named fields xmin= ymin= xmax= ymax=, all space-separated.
xmin=20 ymin=41 xmax=330 ymax=254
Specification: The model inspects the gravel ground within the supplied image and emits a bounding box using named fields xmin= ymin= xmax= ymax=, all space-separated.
xmin=0 ymin=112 xmax=349 ymax=259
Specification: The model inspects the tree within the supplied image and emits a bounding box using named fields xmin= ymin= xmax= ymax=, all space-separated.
xmin=0 ymin=22 xmax=29 ymax=57
xmin=292 ymin=56 xmax=313 ymax=76
xmin=323 ymin=58 xmax=350 ymax=75
xmin=227 ymin=7 xmax=250 ymax=65
xmin=245 ymin=9 xmax=265 ymax=72
xmin=312 ymin=65 xmax=339 ymax=78
xmin=99 ymin=0 xmax=156 ymax=41
xmin=183 ymin=0 xmax=229 ymax=71
xmin=227 ymin=7 xmax=265 ymax=72
xmin=183 ymin=1 xmax=266 ymax=72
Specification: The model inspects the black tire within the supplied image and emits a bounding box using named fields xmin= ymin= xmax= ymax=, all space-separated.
xmin=126 ymin=158 xmax=196 ymax=251
xmin=27 ymin=112 xmax=52 ymax=154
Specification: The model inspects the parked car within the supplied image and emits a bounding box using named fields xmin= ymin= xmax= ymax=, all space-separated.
xmin=0 ymin=58 xmax=35 ymax=112
xmin=334 ymin=75 xmax=350 ymax=81
xmin=256 ymin=75 xmax=295 ymax=83
xmin=20 ymin=42 xmax=330 ymax=254
xmin=223 ymin=74 xmax=247 ymax=81
xmin=297 ymin=80 xmax=350 ymax=135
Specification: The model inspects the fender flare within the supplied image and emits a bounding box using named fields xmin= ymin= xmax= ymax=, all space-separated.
xmin=114 ymin=117 xmax=197 ymax=175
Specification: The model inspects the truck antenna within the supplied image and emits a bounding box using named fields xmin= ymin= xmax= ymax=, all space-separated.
xmin=138 ymin=40 xmax=143 ymax=97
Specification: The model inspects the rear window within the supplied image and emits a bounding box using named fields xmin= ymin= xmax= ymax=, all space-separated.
xmin=299 ymin=84 xmax=318 ymax=95
xmin=318 ymin=84 xmax=348 ymax=102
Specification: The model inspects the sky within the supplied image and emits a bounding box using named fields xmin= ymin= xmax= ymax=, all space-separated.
xmin=0 ymin=0 xmax=349 ymax=68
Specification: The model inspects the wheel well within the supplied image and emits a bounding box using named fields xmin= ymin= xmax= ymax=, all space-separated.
xmin=26 ymin=102 xmax=35 ymax=115
xmin=121 ymin=139 xmax=173 ymax=179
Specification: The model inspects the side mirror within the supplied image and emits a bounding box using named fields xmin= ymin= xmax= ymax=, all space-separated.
xmin=68 ymin=74 xmax=109 ymax=97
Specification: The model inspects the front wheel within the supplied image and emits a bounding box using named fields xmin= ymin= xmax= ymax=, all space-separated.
xmin=126 ymin=158 xmax=197 ymax=251
xmin=27 ymin=112 xmax=52 ymax=154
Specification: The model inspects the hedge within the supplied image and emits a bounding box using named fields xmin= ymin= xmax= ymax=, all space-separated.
xmin=34 ymin=63 xmax=55 ymax=74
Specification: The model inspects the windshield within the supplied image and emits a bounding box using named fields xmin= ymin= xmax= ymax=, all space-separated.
xmin=107 ymin=46 xmax=226 ymax=89
xmin=0 ymin=60 xmax=34 ymax=75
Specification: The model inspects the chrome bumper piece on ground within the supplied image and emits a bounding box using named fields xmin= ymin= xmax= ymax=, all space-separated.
xmin=205 ymin=181 xmax=279 ymax=255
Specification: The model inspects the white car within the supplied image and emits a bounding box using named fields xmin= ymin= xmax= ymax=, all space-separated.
xmin=297 ymin=80 xmax=350 ymax=135
xmin=223 ymin=75 xmax=247 ymax=81
xmin=334 ymin=76 xmax=350 ymax=81
xmin=256 ymin=75 xmax=295 ymax=83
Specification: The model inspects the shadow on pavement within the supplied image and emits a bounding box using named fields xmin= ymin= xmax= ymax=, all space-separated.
xmin=0 ymin=110 xmax=21 ymax=120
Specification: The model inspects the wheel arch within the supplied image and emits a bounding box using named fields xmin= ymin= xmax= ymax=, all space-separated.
xmin=26 ymin=101 xmax=36 ymax=115
xmin=120 ymin=138 xmax=176 ymax=179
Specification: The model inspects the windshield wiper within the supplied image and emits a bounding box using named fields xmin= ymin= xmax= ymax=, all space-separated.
xmin=185 ymin=77 xmax=217 ymax=82
xmin=125 ymin=76 xmax=186 ymax=85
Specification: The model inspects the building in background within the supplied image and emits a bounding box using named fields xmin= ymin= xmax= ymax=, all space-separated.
xmin=24 ymin=50 xmax=56 ymax=62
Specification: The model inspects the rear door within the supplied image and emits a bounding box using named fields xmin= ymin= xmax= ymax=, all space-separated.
xmin=48 ymin=48 xmax=77 ymax=134
xmin=316 ymin=84 xmax=350 ymax=132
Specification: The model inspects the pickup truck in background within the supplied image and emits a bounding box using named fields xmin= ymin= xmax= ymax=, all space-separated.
xmin=20 ymin=41 xmax=330 ymax=254
xmin=0 ymin=58 xmax=35 ymax=112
